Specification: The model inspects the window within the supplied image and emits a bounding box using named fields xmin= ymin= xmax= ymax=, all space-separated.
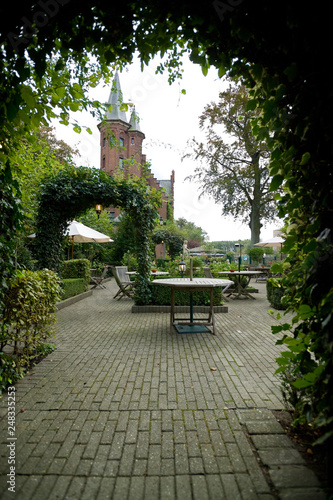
xmin=119 ymin=157 xmax=124 ymax=169
xmin=131 ymin=137 xmax=135 ymax=145
xmin=102 ymin=156 xmax=106 ymax=170
xmin=119 ymin=137 xmax=124 ymax=147
xmin=103 ymin=136 xmax=106 ymax=148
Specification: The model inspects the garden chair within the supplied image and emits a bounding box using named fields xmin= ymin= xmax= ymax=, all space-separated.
xmin=91 ymin=265 xmax=108 ymax=289
xmin=203 ymin=267 xmax=213 ymax=278
xmin=204 ymin=267 xmax=231 ymax=302
xmin=111 ymin=266 xmax=136 ymax=300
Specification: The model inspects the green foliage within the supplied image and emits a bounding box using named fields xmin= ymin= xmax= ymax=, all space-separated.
xmin=248 ymin=246 xmax=265 ymax=264
xmin=0 ymin=354 xmax=22 ymax=391
xmin=0 ymin=269 xmax=61 ymax=392
xmin=60 ymin=278 xmax=86 ymax=300
xmin=34 ymin=166 xmax=160 ymax=305
xmin=151 ymin=282 xmax=223 ymax=306
xmin=109 ymin=213 xmax=137 ymax=264
xmin=152 ymin=224 xmax=184 ymax=259
xmin=0 ymin=163 xmax=23 ymax=319
xmin=266 ymin=278 xmax=287 ymax=310
xmin=175 ymin=218 xmax=207 ymax=248
xmin=61 ymin=259 xmax=91 ymax=290
xmin=121 ymin=251 xmax=138 ymax=271
xmin=11 ymin=127 xmax=76 ymax=226
xmin=209 ymin=260 xmax=234 ymax=275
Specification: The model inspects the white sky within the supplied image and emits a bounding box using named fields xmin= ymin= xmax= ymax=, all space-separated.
xmin=53 ymin=55 xmax=281 ymax=242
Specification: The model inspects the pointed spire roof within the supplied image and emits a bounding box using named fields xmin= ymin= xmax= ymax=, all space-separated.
xmin=105 ymin=71 xmax=129 ymax=123
xmin=129 ymin=106 xmax=142 ymax=132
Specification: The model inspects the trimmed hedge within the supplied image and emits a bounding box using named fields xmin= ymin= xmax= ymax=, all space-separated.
xmin=60 ymin=278 xmax=86 ymax=300
xmin=1 ymin=269 xmax=61 ymax=392
xmin=266 ymin=278 xmax=287 ymax=310
xmin=150 ymin=283 xmax=223 ymax=306
xmin=61 ymin=259 xmax=90 ymax=290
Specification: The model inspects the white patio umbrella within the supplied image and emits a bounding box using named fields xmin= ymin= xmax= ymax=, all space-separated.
xmin=254 ymin=236 xmax=285 ymax=260
xmin=29 ymin=221 xmax=113 ymax=259
xmin=66 ymin=221 xmax=113 ymax=258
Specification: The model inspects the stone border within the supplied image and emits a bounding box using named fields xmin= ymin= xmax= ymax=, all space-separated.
xmin=132 ymin=304 xmax=228 ymax=313
xmin=56 ymin=290 xmax=93 ymax=310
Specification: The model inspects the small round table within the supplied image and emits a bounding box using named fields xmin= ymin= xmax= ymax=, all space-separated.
xmin=152 ymin=278 xmax=233 ymax=334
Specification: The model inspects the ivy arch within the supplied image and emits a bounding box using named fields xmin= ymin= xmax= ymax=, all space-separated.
xmin=34 ymin=166 xmax=160 ymax=305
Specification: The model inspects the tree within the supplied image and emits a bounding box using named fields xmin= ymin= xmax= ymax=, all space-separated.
xmin=11 ymin=126 xmax=78 ymax=227
xmin=185 ymin=82 xmax=278 ymax=246
xmin=175 ymin=218 xmax=207 ymax=248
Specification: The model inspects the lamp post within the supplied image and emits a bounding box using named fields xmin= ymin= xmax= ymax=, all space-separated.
xmin=95 ymin=204 xmax=102 ymax=218
xmin=234 ymin=242 xmax=243 ymax=272
xmin=178 ymin=257 xmax=186 ymax=277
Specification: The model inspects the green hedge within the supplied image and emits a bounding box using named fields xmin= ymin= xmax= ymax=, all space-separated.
xmin=150 ymin=283 xmax=223 ymax=306
xmin=61 ymin=259 xmax=90 ymax=290
xmin=1 ymin=269 xmax=61 ymax=392
xmin=60 ymin=278 xmax=86 ymax=300
xmin=267 ymin=278 xmax=287 ymax=310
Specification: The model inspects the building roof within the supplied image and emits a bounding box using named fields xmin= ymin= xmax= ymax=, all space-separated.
xmin=105 ymin=71 xmax=129 ymax=123
xmin=158 ymin=179 xmax=172 ymax=197
xmin=129 ymin=107 xmax=142 ymax=132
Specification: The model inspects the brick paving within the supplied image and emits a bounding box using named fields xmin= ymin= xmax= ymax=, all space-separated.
xmin=0 ymin=279 xmax=326 ymax=499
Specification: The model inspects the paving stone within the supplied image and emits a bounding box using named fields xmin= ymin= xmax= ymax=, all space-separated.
xmin=269 ymin=465 xmax=321 ymax=489
xmin=0 ymin=280 xmax=326 ymax=500
xmin=245 ymin=420 xmax=285 ymax=435
xmin=258 ymin=447 xmax=305 ymax=466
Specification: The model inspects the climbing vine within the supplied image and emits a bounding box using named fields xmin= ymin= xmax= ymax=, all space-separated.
xmin=34 ymin=166 xmax=161 ymax=304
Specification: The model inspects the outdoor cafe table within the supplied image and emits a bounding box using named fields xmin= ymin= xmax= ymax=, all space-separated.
xmin=152 ymin=278 xmax=233 ymax=335
xmin=218 ymin=271 xmax=263 ymax=299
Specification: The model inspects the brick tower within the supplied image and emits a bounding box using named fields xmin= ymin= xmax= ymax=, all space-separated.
xmin=97 ymin=72 xmax=174 ymax=224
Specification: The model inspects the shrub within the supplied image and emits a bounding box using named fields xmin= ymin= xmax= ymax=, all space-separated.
xmin=61 ymin=259 xmax=90 ymax=289
xmin=248 ymin=246 xmax=265 ymax=264
xmin=121 ymin=251 xmax=138 ymax=271
xmin=150 ymin=281 xmax=223 ymax=306
xmin=60 ymin=278 xmax=86 ymax=300
xmin=267 ymin=278 xmax=287 ymax=309
xmin=1 ymin=269 xmax=61 ymax=392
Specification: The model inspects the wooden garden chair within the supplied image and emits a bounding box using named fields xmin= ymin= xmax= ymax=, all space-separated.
xmin=111 ymin=266 xmax=136 ymax=300
xmin=91 ymin=265 xmax=108 ymax=289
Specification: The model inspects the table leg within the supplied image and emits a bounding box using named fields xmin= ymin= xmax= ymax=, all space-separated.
xmin=209 ymin=288 xmax=215 ymax=334
xmin=170 ymin=287 xmax=175 ymax=333
xmin=190 ymin=293 xmax=194 ymax=323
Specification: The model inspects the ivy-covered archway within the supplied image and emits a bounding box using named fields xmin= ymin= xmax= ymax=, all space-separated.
xmin=34 ymin=166 xmax=160 ymax=305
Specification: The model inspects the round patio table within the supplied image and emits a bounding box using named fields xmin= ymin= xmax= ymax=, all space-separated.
xmin=152 ymin=278 xmax=232 ymax=335
xmin=218 ymin=271 xmax=263 ymax=299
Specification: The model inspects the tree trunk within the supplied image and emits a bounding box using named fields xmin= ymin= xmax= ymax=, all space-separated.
xmin=249 ymin=201 xmax=262 ymax=246
xmin=249 ymin=156 xmax=262 ymax=246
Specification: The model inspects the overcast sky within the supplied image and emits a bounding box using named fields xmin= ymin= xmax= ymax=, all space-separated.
xmin=54 ymin=55 xmax=281 ymax=242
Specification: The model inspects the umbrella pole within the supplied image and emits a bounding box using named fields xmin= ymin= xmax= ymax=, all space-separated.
xmin=72 ymin=238 xmax=74 ymax=259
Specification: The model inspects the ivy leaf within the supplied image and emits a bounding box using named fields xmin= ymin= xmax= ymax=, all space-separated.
xmin=300 ymin=152 xmax=311 ymax=165
xmin=269 ymin=174 xmax=284 ymax=192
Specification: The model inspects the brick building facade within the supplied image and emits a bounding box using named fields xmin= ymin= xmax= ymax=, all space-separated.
xmin=98 ymin=72 xmax=175 ymax=223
